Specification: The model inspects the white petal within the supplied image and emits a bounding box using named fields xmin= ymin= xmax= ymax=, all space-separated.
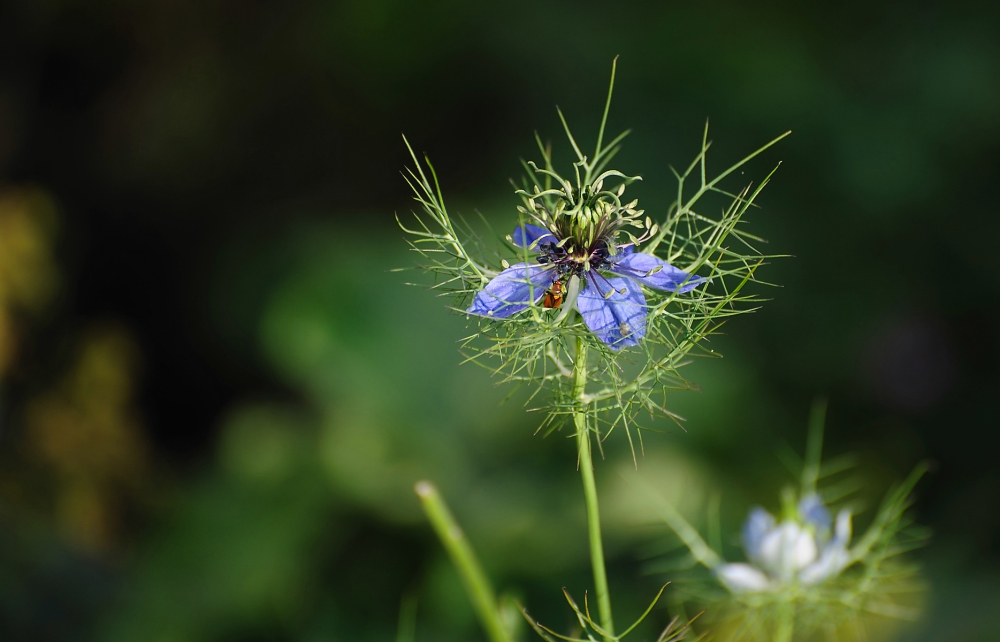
xmin=834 ymin=509 xmax=853 ymax=545
xmin=717 ymin=563 xmax=771 ymax=593
xmin=799 ymin=545 xmax=849 ymax=585
xmin=800 ymin=511 xmax=853 ymax=585
xmin=758 ymin=521 xmax=817 ymax=580
xmin=793 ymin=527 xmax=819 ymax=569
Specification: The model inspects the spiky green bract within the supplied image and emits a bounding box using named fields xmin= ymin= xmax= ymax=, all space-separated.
xmin=398 ymin=61 xmax=787 ymax=450
xmin=519 ymin=586 xmax=705 ymax=642
xmin=643 ymin=402 xmax=929 ymax=641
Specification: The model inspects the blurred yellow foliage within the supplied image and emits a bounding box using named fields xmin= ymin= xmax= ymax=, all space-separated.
xmin=24 ymin=323 xmax=149 ymax=552
xmin=0 ymin=187 xmax=60 ymax=376
xmin=0 ymin=185 xmax=149 ymax=553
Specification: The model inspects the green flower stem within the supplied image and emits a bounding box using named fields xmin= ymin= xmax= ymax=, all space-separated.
xmin=774 ymin=604 xmax=795 ymax=642
xmin=415 ymin=481 xmax=512 ymax=642
xmin=573 ymin=336 xmax=615 ymax=641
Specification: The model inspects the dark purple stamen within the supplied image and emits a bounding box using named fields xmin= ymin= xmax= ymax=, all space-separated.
xmin=536 ymin=238 xmax=615 ymax=280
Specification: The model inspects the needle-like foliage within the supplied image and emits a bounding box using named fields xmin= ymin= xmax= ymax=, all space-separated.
xmin=399 ymin=59 xmax=787 ymax=451
xmin=520 ymin=587 xmax=705 ymax=642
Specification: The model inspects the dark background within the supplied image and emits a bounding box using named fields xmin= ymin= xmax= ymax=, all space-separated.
xmin=1 ymin=1 xmax=998 ymax=640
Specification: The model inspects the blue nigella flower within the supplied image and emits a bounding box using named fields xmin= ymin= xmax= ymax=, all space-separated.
xmin=466 ymin=223 xmax=705 ymax=350
xmin=716 ymin=494 xmax=853 ymax=593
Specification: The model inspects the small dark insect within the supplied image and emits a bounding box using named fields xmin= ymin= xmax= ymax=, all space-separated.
xmin=543 ymin=279 xmax=565 ymax=309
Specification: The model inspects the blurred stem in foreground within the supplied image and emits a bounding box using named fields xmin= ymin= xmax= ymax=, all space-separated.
xmin=396 ymin=593 xmax=418 ymax=642
xmin=774 ymin=605 xmax=794 ymax=642
xmin=415 ymin=481 xmax=513 ymax=642
xmin=573 ymin=336 xmax=615 ymax=641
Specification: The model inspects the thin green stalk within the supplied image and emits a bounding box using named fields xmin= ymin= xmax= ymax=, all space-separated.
xmin=800 ymin=397 xmax=827 ymax=496
xmin=572 ymin=336 xmax=615 ymax=640
xmin=774 ymin=603 xmax=795 ymax=642
xmin=415 ymin=481 xmax=512 ymax=642
xmin=396 ymin=594 xmax=417 ymax=642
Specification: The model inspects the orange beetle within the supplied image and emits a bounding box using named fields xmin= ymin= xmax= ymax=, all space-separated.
xmin=543 ymin=279 xmax=565 ymax=309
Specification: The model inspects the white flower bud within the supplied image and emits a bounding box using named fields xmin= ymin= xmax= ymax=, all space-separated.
xmin=758 ymin=521 xmax=818 ymax=581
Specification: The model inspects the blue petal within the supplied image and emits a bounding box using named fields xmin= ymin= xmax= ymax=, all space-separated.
xmin=798 ymin=494 xmax=832 ymax=533
xmin=576 ymin=275 xmax=647 ymax=349
xmin=511 ymin=224 xmax=557 ymax=250
xmin=610 ymin=252 xmax=706 ymax=293
xmin=741 ymin=507 xmax=775 ymax=562
xmin=466 ymin=263 xmax=557 ymax=318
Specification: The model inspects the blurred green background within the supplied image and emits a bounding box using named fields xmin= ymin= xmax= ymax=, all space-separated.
xmin=1 ymin=1 xmax=998 ymax=640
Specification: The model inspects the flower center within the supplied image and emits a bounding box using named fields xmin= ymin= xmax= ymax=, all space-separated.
xmin=536 ymin=239 xmax=613 ymax=277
